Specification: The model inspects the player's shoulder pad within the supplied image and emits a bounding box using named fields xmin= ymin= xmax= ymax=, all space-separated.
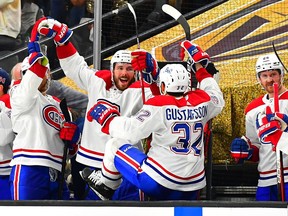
xmin=185 ymin=89 xmax=211 ymax=106
xmin=0 ymin=94 xmax=11 ymax=109
xmin=280 ymin=90 xmax=288 ymax=100
xmin=245 ymin=95 xmax=265 ymax=114
xmin=145 ymin=95 xmax=184 ymax=107
xmin=95 ymin=70 xmax=113 ymax=90
xmin=129 ymin=80 xmax=150 ymax=89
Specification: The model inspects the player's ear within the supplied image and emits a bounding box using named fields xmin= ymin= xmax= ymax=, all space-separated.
xmin=161 ymin=82 xmax=166 ymax=95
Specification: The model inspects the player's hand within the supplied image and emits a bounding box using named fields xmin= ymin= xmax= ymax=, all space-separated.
xmin=180 ymin=40 xmax=210 ymax=73
xmin=59 ymin=121 xmax=81 ymax=149
xmin=131 ymin=50 xmax=159 ymax=84
xmin=35 ymin=16 xmax=73 ymax=45
xmin=27 ymin=41 xmax=44 ymax=66
xmin=256 ymin=106 xmax=281 ymax=144
xmin=87 ymin=102 xmax=120 ymax=134
xmin=230 ymin=136 xmax=253 ymax=163
xmin=256 ymin=106 xmax=288 ymax=151
xmin=274 ymin=112 xmax=288 ymax=131
xmin=28 ymin=18 xmax=46 ymax=66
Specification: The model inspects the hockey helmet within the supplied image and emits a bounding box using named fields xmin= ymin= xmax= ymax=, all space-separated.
xmin=159 ymin=64 xmax=189 ymax=95
xmin=0 ymin=68 xmax=11 ymax=93
xmin=255 ymin=53 xmax=284 ymax=82
xmin=110 ymin=50 xmax=132 ymax=71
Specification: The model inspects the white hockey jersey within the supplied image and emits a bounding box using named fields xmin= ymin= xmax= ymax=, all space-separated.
xmin=245 ymin=90 xmax=288 ymax=187
xmin=0 ymin=101 xmax=14 ymax=175
xmin=57 ymin=43 xmax=155 ymax=168
xmin=10 ymin=70 xmax=66 ymax=172
xmin=108 ymin=76 xmax=224 ymax=191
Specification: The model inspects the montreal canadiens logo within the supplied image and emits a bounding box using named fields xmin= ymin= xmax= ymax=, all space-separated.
xmin=43 ymin=105 xmax=64 ymax=131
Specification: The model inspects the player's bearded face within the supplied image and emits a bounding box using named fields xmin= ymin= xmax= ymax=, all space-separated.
xmin=113 ymin=63 xmax=135 ymax=91
xmin=259 ymin=70 xmax=281 ymax=94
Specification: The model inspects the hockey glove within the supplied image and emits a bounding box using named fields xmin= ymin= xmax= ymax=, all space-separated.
xmin=87 ymin=103 xmax=120 ymax=134
xmin=27 ymin=41 xmax=44 ymax=66
xmin=230 ymin=136 xmax=253 ymax=162
xmin=274 ymin=112 xmax=288 ymax=131
xmin=28 ymin=18 xmax=45 ymax=66
xmin=180 ymin=40 xmax=210 ymax=73
xmin=131 ymin=50 xmax=159 ymax=84
xmin=256 ymin=106 xmax=281 ymax=143
xmin=59 ymin=122 xmax=81 ymax=149
xmin=36 ymin=17 xmax=73 ymax=45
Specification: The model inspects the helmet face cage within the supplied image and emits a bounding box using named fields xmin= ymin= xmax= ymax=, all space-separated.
xmin=110 ymin=50 xmax=132 ymax=71
xmin=255 ymin=53 xmax=284 ymax=82
xmin=159 ymin=64 xmax=189 ymax=95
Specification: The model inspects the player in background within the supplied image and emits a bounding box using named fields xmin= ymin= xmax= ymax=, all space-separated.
xmin=9 ymin=24 xmax=81 ymax=200
xmin=0 ymin=69 xmax=14 ymax=200
xmin=10 ymin=58 xmax=88 ymax=199
xmin=230 ymin=53 xmax=288 ymax=201
xmin=81 ymin=42 xmax=225 ymax=200
xmin=0 ymin=68 xmax=11 ymax=108
xmin=34 ymin=16 xmax=160 ymax=200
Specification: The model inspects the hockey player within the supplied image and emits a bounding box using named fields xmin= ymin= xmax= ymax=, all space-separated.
xmin=0 ymin=101 xmax=13 ymax=200
xmin=0 ymin=68 xmax=11 ymax=108
xmin=0 ymin=69 xmax=13 ymax=200
xmin=230 ymin=53 xmax=288 ymax=201
xmin=34 ymin=17 xmax=159 ymax=200
xmin=9 ymin=25 xmax=81 ymax=200
xmin=80 ymin=42 xmax=225 ymax=200
xmin=10 ymin=58 xmax=88 ymax=199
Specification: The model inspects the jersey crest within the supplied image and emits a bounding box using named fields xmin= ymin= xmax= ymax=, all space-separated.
xmin=42 ymin=105 xmax=64 ymax=131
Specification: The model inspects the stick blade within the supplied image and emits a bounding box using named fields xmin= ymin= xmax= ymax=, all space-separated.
xmin=162 ymin=4 xmax=181 ymax=20
xmin=162 ymin=4 xmax=191 ymax=41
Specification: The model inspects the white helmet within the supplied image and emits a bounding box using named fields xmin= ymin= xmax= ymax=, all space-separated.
xmin=255 ymin=53 xmax=284 ymax=82
xmin=110 ymin=50 xmax=132 ymax=71
xmin=159 ymin=64 xmax=189 ymax=95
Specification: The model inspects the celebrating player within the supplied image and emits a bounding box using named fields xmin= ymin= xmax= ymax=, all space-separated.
xmin=9 ymin=24 xmax=81 ymax=200
xmin=34 ymin=16 xmax=160 ymax=200
xmin=230 ymin=53 xmax=288 ymax=201
xmin=0 ymin=69 xmax=13 ymax=200
xmin=80 ymin=41 xmax=224 ymax=200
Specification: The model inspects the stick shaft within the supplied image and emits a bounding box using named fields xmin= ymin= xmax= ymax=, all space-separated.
xmin=58 ymin=98 xmax=70 ymax=200
xmin=126 ymin=2 xmax=145 ymax=103
xmin=273 ymin=83 xmax=285 ymax=201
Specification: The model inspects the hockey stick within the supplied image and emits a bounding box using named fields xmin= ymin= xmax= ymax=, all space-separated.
xmin=272 ymin=42 xmax=288 ymax=73
xmin=162 ymin=4 xmax=191 ymax=41
xmin=272 ymin=41 xmax=286 ymax=201
xmin=273 ymin=83 xmax=286 ymax=201
xmin=126 ymin=2 xmax=145 ymax=104
xmin=58 ymin=98 xmax=71 ymax=200
xmin=126 ymin=2 xmax=140 ymax=49
xmin=162 ymin=4 xmax=195 ymax=90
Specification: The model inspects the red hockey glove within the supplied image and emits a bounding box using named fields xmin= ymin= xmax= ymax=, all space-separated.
xmin=264 ymin=129 xmax=283 ymax=151
xmin=60 ymin=122 xmax=81 ymax=149
xmin=256 ymin=106 xmax=281 ymax=143
xmin=87 ymin=102 xmax=120 ymax=134
xmin=180 ymin=40 xmax=210 ymax=73
xmin=131 ymin=50 xmax=159 ymax=84
xmin=274 ymin=112 xmax=288 ymax=131
xmin=36 ymin=16 xmax=73 ymax=45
